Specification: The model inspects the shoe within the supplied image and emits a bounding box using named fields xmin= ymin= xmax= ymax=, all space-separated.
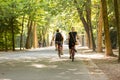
xmin=69 ymin=56 xmax=71 ymax=59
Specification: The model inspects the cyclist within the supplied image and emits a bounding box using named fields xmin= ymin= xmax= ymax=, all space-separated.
xmin=68 ymin=27 xmax=78 ymax=59
xmin=52 ymin=29 xmax=64 ymax=54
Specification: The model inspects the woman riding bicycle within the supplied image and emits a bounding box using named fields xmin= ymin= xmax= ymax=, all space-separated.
xmin=68 ymin=27 xmax=78 ymax=59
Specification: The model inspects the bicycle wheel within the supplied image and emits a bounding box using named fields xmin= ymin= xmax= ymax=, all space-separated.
xmin=71 ymin=46 xmax=75 ymax=62
xmin=71 ymin=49 xmax=75 ymax=61
xmin=58 ymin=45 xmax=61 ymax=58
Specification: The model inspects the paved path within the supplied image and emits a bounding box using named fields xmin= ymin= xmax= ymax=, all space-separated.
xmin=0 ymin=45 xmax=109 ymax=80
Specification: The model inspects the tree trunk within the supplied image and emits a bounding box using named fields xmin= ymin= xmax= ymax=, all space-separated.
xmin=86 ymin=0 xmax=96 ymax=51
xmin=101 ymin=0 xmax=114 ymax=56
xmin=97 ymin=3 xmax=103 ymax=52
xmin=10 ymin=18 xmax=15 ymax=51
xmin=41 ymin=26 xmax=47 ymax=47
xmin=32 ymin=22 xmax=38 ymax=48
xmin=25 ymin=19 xmax=33 ymax=49
xmin=74 ymin=0 xmax=90 ymax=48
xmin=74 ymin=0 xmax=96 ymax=51
xmin=20 ymin=15 xmax=25 ymax=50
xmin=114 ymin=0 xmax=120 ymax=62
xmin=86 ymin=0 xmax=92 ymax=48
xmin=118 ymin=0 xmax=120 ymax=62
xmin=5 ymin=30 xmax=8 ymax=51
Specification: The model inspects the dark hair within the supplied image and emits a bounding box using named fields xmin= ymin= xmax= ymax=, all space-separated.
xmin=56 ymin=29 xmax=59 ymax=32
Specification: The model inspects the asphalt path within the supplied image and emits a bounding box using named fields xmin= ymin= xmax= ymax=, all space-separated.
xmin=0 ymin=45 xmax=108 ymax=80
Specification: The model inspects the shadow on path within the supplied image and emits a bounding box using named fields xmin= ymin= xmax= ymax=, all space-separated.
xmin=0 ymin=45 xmax=109 ymax=80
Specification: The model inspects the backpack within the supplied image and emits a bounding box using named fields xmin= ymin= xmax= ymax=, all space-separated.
xmin=55 ymin=32 xmax=63 ymax=41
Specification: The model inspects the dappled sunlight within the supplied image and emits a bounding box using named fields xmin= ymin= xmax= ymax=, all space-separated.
xmin=28 ymin=46 xmax=55 ymax=51
xmin=48 ymin=65 xmax=58 ymax=68
xmin=89 ymin=69 xmax=104 ymax=75
xmin=0 ymin=79 xmax=12 ymax=80
xmin=74 ymin=72 xmax=89 ymax=75
xmin=30 ymin=63 xmax=58 ymax=68
xmin=17 ymin=56 xmax=37 ymax=60
xmin=49 ymin=57 xmax=69 ymax=62
xmin=0 ymin=57 xmax=13 ymax=60
xmin=79 ymin=53 xmax=105 ymax=59
xmin=89 ymin=71 xmax=105 ymax=75
xmin=68 ymin=68 xmax=77 ymax=71
xmin=0 ymin=46 xmax=111 ymax=80
xmin=0 ymin=53 xmax=106 ymax=80
xmin=0 ymin=56 xmax=42 ymax=63
xmin=31 ymin=64 xmax=47 ymax=68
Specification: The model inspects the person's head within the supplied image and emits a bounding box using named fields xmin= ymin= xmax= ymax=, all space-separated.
xmin=71 ymin=27 xmax=75 ymax=31
xmin=56 ymin=29 xmax=59 ymax=32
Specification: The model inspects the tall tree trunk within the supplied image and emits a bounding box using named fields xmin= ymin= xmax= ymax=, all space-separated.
xmin=101 ymin=0 xmax=114 ymax=56
xmin=118 ymin=0 xmax=120 ymax=62
xmin=20 ymin=15 xmax=25 ymax=50
xmin=10 ymin=18 xmax=15 ymax=51
xmin=41 ymin=26 xmax=47 ymax=47
xmin=25 ymin=19 xmax=33 ymax=49
xmin=86 ymin=0 xmax=92 ymax=48
xmin=33 ymin=22 xmax=38 ymax=48
xmin=74 ymin=0 xmax=90 ymax=48
xmin=114 ymin=0 xmax=120 ymax=62
xmin=80 ymin=15 xmax=90 ymax=48
xmin=5 ymin=30 xmax=8 ymax=51
xmin=86 ymin=0 xmax=96 ymax=51
xmin=97 ymin=3 xmax=103 ymax=52
xmin=74 ymin=0 xmax=96 ymax=50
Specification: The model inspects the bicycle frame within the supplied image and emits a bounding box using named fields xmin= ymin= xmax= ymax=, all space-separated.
xmin=58 ymin=42 xmax=62 ymax=58
xmin=71 ymin=45 xmax=75 ymax=62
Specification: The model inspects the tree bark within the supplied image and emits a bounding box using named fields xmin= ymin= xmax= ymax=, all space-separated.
xmin=32 ymin=22 xmax=38 ymax=48
xmin=20 ymin=15 xmax=25 ymax=50
xmin=25 ymin=19 xmax=33 ymax=49
xmin=5 ymin=30 xmax=8 ymax=51
xmin=10 ymin=18 xmax=15 ymax=51
xmin=74 ymin=0 xmax=90 ymax=48
xmin=74 ymin=0 xmax=96 ymax=51
xmin=118 ymin=0 xmax=120 ymax=62
xmin=41 ymin=26 xmax=47 ymax=47
xmin=101 ymin=0 xmax=114 ymax=56
xmin=97 ymin=3 xmax=103 ymax=52
xmin=86 ymin=0 xmax=92 ymax=48
xmin=86 ymin=0 xmax=96 ymax=51
xmin=114 ymin=0 xmax=120 ymax=62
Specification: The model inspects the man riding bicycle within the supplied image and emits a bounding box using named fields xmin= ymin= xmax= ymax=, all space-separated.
xmin=52 ymin=29 xmax=64 ymax=54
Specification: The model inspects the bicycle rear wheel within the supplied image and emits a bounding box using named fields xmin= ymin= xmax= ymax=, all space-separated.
xmin=58 ymin=45 xmax=61 ymax=58
xmin=71 ymin=44 xmax=75 ymax=62
xmin=71 ymin=47 xmax=75 ymax=62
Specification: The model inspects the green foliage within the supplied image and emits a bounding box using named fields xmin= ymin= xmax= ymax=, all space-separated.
xmin=0 ymin=0 xmax=116 ymax=50
xmin=107 ymin=0 xmax=116 ymax=28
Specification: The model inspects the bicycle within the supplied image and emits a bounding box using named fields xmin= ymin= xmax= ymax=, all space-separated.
xmin=70 ymin=44 xmax=75 ymax=62
xmin=57 ymin=42 xmax=62 ymax=58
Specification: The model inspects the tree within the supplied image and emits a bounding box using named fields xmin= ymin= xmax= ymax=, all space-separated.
xmin=101 ymin=0 xmax=114 ymax=56
xmin=73 ymin=0 xmax=96 ymax=51
xmin=114 ymin=0 xmax=120 ymax=62
xmin=20 ymin=15 xmax=25 ymax=50
xmin=25 ymin=18 xmax=33 ymax=49
xmin=97 ymin=3 xmax=103 ymax=52
xmin=85 ymin=0 xmax=96 ymax=50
